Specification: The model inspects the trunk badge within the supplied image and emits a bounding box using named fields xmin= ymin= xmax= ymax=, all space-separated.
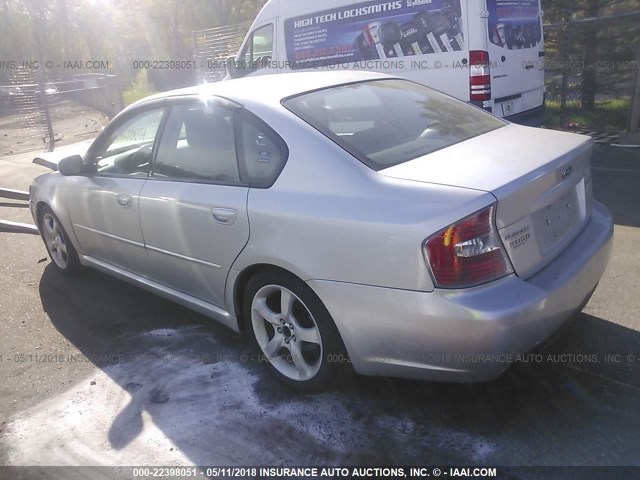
xmin=562 ymin=166 xmax=573 ymax=180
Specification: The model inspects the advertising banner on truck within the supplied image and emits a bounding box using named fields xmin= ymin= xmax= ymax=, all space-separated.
xmin=487 ymin=0 xmax=542 ymax=50
xmin=285 ymin=0 xmax=464 ymax=68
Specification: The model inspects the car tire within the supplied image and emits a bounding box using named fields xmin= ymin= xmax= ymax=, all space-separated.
xmin=39 ymin=206 xmax=82 ymax=276
xmin=243 ymin=270 xmax=348 ymax=392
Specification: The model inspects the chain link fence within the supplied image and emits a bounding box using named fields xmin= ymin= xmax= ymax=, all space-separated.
xmin=543 ymin=11 xmax=640 ymax=135
xmin=0 ymin=67 xmax=53 ymax=154
xmin=0 ymin=70 xmax=124 ymax=156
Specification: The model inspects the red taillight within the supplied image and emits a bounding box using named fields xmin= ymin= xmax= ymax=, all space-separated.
xmin=469 ymin=50 xmax=491 ymax=101
xmin=424 ymin=205 xmax=513 ymax=289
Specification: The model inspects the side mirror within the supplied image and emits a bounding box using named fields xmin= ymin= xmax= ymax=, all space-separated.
xmin=58 ymin=155 xmax=85 ymax=176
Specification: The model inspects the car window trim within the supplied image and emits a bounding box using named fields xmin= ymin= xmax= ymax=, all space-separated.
xmin=233 ymin=112 xmax=251 ymax=184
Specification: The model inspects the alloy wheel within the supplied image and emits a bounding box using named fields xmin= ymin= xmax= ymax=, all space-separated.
xmin=42 ymin=213 xmax=69 ymax=270
xmin=251 ymin=284 xmax=323 ymax=382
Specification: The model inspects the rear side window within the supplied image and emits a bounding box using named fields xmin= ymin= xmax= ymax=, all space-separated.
xmin=238 ymin=111 xmax=289 ymax=188
xmin=487 ymin=0 xmax=542 ymax=50
xmin=153 ymin=103 xmax=287 ymax=188
xmin=283 ymin=79 xmax=505 ymax=171
xmin=154 ymin=104 xmax=241 ymax=184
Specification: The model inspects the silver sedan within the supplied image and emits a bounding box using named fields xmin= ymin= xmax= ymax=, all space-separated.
xmin=30 ymin=71 xmax=613 ymax=390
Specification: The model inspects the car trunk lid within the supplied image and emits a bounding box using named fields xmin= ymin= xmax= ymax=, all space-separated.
xmin=380 ymin=124 xmax=594 ymax=279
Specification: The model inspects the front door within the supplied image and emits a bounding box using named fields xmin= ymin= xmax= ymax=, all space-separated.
xmin=66 ymin=107 xmax=165 ymax=274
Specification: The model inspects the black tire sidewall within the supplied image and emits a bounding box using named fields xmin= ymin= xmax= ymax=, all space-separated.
xmin=243 ymin=270 xmax=347 ymax=392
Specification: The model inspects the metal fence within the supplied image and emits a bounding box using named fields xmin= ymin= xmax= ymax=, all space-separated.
xmin=194 ymin=22 xmax=251 ymax=83
xmin=543 ymin=11 xmax=640 ymax=133
xmin=0 ymin=67 xmax=54 ymax=153
xmin=0 ymin=71 xmax=123 ymax=156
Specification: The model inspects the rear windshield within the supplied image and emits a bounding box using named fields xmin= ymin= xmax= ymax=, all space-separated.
xmin=283 ymin=79 xmax=505 ymax=171
xmin=487 ymin=0 xmax=543 ymax=50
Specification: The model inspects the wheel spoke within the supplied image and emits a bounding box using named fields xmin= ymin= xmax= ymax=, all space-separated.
xmin=289 ymin=341 xmax=312 ymax=379
xmin=253 ymin=298 xmax=281 ymax=326
xmin=41 ymin=214 xmax=70 ymax=269
xmin=44 ymin=218 xmax=56 ymax=235
xmin=263 ymin=335 xmax=283 ymax=359
xmin=280 ymin=288 xmax=294 ymax=320
xmin=295 ymin=326 xmax=321 ymax=345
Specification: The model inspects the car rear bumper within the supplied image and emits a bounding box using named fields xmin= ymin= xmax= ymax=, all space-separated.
xmin=308 ymin=201 xmax=614 ymax=382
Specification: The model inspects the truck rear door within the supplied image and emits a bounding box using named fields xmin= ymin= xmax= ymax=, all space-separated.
xmin=486 ymin=0 xmax=545 ymax=117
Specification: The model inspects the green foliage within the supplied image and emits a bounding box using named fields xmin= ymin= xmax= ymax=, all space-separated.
xmin=122 ymin=70 xmax=157 ymax=106
xmin=545 ymin=98 xmax=631 ymax=130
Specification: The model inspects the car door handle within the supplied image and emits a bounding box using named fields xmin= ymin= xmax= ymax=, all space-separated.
xmin=211 ymin=208 xmax=237 ymax=226
xmin=116 ymin=194 xmax=132 ymax=208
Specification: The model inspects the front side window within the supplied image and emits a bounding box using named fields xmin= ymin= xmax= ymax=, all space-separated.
xmin=94 ymin=108 xmax=164 ymax=176
xmin=240 ymin=24 xmax=274 ymax=71
xmin=283 ymin=79 xmax=505 ymax=172
xmin=154 ymin=104 xmax=240 ymax=184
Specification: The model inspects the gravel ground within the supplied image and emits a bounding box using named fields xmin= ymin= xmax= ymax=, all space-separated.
xmin=0 ymin=144 xmax=638 ymax=471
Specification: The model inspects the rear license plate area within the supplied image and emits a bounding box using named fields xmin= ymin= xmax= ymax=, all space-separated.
xmin=501 ymin=101 xmax=515 ymax=116
xmin=532 ymin=186 xmax=582 ymax=254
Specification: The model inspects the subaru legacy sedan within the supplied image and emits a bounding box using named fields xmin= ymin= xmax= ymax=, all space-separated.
xmin=30 ymin=71 xmax=613 ymax=390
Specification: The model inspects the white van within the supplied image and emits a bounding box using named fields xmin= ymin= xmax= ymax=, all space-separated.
xmin=228 ymin=0 xmax=545 ymax=121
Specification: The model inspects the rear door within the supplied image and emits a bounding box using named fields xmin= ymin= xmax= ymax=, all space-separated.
xmin=486 ymin=0 xmax=544 ymax=116
xmin=139 ymin=101 xmax=249 ymax=308
xmin=139 ymin=99 xmax=289 ymax=308
xmin=398 ymin=0 xmax=470 ymax=97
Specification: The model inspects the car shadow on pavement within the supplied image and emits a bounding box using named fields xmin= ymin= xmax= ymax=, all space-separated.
xmin=29 ymin=264 xmax=640 ymax=467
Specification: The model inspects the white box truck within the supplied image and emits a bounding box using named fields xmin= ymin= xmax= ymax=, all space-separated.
xmin=227 ymin=0 xmax=545 ymax=122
